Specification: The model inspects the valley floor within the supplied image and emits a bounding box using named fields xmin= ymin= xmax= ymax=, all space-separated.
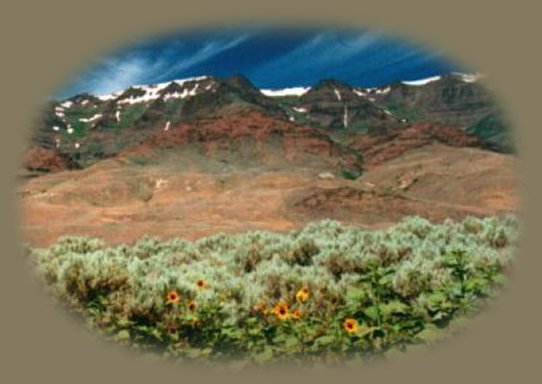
xmin=18 ymin=143 xmax=519 ymax=247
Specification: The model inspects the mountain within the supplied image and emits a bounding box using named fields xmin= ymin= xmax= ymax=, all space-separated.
xmin=466 ymin=111 xmax=515 ymax=153
xmin=125 ymin=108 xmax=364 ymax=177
xmin=19 ymin=74 xmax=518 ymax=247
xmin=349 ymin=121 xmax=482 ymax=168
xmin=361 ymin=73 xmax=496 ymax=129
xmin=289 ymin=79 xmax=405 ymax=132
xmin=24 ymin=73 xmax=512 ymax=174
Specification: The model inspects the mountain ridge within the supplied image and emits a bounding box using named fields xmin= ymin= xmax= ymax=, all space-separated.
xmin=25 ymin=72 xmax=512 ymax=174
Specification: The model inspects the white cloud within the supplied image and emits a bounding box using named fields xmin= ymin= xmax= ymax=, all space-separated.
xmin=155 ymin=34 xmax=253 ymax=80
xmin=257 ymin=31 xmax=382 ymax=75
xmin=70 ymin=34 xmax=253 ymax=96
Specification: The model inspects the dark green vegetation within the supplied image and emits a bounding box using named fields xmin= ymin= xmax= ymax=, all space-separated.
xmin=467 ymin=111 xmax=515 ymax=153
xmin=27 ymin=215 xmax=517 ymax=367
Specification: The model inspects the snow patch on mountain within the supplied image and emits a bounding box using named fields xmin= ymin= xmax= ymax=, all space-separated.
xmin=96 ymin=76 xmax=210 ymax=103
xmin=97 ymin=92 xmax=123 ymax=101
xmin=452 ymin=72 xmax=481 ymax=83
xmin=354 ymin=86 xmax=390 ymax=97
xmin=353 ymin=89 xmax=367 ymax=97
xmin=79 ymin=114 xmax=102 ymax=123
xmin=402 ymin=75 xmax=442 ymax=86
xmin=260 ymin=87 xmax=311 ymax=97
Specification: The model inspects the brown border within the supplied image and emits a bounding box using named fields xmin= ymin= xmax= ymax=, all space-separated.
xmin=1 ymin=0 xmax=539 ymax=383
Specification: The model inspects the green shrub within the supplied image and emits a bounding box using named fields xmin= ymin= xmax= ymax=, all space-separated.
xmin=341 ymin=168 xmax=361 ymax=180
xmin=28 ymin=214 xmax=518 ymax=367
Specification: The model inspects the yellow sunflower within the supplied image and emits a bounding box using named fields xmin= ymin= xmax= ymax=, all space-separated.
xmin=274 ymin=303 xmax=290 ymax=320
xmin=295 ymin=287 xmax=310 ymax=302
xmin=165 ymin=290 xmax=180 ymax=305
xmin=343 ymin=318 xmax=359 ymax=334
xmin=187 ymin=300 xmax=197 ymax=311
xmin=292 ymin=309 xmax=302 ymax=320
xmin=196 ymin=279 xmax=206 ymax=289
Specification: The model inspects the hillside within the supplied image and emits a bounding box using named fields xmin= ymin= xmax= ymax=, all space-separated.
xmin=23 ymin=73 xmax=512 ymax=174
xmin=19 ymin=73 xmax=518 ymax=247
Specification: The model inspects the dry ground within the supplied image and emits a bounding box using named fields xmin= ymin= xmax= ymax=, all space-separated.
xmin=18 ymin=143 xmax=519 ymax=247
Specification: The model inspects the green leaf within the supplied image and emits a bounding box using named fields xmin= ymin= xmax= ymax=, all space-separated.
xmin=114 ymin=329 xmax=131 ymax=341
xmin=364 ymin=305 xmax=380 ymax=321
xmin=358 ymin=326 xmax=376 ymax=338
xmin=345 ymin=287 xmax=366 ymax=303
xmin=150 ymin=328 xmax=163 ymax=341
xmin=116 ymin=318 xmax=132 ymax=328
xmin=380 ymin=300 xmax=409 ymax=317
xmin=415 ymin=324 xmax=441 ymax=342
xmin=427 ymin=291 xmax=448 ymax=307
xmin=314 ymin=334 xmax=335 ymax=347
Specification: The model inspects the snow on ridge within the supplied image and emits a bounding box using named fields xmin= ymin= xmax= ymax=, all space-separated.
xmin=402 ymin=72 xmax=481 ymax=86
xmin=353 ymin=89 xmax=367 ymax=97
xmin=293 ymin=107 xmax=307 ymax=113
xmin=79 ymin=114 xmax=102 ymax=123
xmin=452 ymin=72 xmax=481 ymax=83
xmin=96 ymin=75 xmax=210 ymax=102
xmin=401 ymin=75 xmax=442 ymax=86
xmin=97 ymin=91 xmax=122 ymax=101
xmin=354 ymin=86 xmax=390 ymax=98
xmin=334 ymin=88 xmax=342 ymax=101
xmin=172 ymin=76 xmax=209 ymax=87
xmin=260 ymin=87 xmax=311 ymax=97
xmin=373 ymin=86 xmax=391 ymax=94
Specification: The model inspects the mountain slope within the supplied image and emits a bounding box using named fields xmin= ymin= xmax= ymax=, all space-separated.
xmin=124 ymin=107 xmax=364 ymax=176
xmin=466 ymin=111 xmax=515 ymax=153
xmin=276 ymin=79 xmax=406 ymax=132
xmin=367 ymin=73 xmax=497 ymax=128
xmin=25 ymin=73 xmax=514 ymax=174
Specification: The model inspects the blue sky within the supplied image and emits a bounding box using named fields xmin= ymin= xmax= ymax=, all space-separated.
xmin=56 ymin=27 xmax=465 ymax=99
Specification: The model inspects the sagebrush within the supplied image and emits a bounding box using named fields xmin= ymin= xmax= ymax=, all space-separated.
xmin=26 ymin=215 xmax=518 ymax=366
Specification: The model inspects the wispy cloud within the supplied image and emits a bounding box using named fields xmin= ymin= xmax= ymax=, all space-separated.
xmin=255 ymin=31 xmax=382 ymax=79
xmin=57 ymin=29 xmax=460 ymax=98
xmin=81 ymin=57 xmax=154 ymax=95
xmin=154 ymin=33 xmax=253 ymax=81
xmin=62 ymin=33 xmax=253 ymax=97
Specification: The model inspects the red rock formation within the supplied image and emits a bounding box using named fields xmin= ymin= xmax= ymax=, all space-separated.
xmin=23 ymin=147 xmax=75 ymax=172
xmin=352 ymin=122 xmax=481 ymax=168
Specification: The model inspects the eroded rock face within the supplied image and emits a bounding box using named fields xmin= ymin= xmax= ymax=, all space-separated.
xmin=22 ymin=146 xmax=77 ymax=172
xmin=132 ymin=108 xmax=364 ymax=175
xmin=351 ymin=122 xmax=481 ymax=168
xmin=296 ymin=79 xmax=403 ymax=131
